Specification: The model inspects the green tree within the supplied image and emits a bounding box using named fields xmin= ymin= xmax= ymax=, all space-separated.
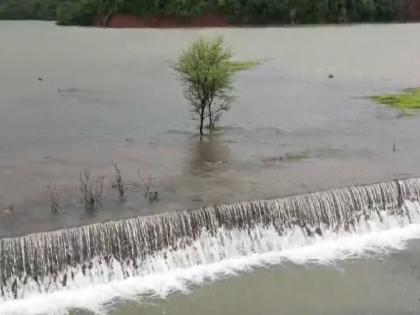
xmin=56 ymin=1 xmax=93 ymax=25
xmin=173 ymin=37 xmax=236 ymax=137
xmin=93 ymin=0 xmax=122 ymax=26
xmin=358 ymin=0 xmax=376 ymax=21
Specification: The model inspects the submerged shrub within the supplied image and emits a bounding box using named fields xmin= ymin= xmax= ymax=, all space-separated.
xmin=112 ymin=163 xmax=126 ymax=201
xmin=138 ymin=169 xmax=159 ymax=202
xmin=79 ymin=170 xmax=104 ymax=212
xmin=47 ymin=185 xmax=60 ymax=214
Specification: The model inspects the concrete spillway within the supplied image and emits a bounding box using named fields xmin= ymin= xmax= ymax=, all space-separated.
xmin=1 ymin=177 xmax=420 ymax=301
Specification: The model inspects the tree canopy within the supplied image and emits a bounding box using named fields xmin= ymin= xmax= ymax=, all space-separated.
xmin=173 ymin=37 xmax=236 ymax=136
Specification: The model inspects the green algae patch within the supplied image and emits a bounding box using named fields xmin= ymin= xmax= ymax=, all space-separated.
xmin=230 ymin=61 xmax=260 ymax=72
xmin=371 ymin=88 xmax=420 ymax=115
xmin=262 ymin=151 xmax=310 ymax=164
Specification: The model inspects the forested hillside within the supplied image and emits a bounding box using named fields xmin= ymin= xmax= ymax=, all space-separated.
xmin=0 ymin=0 xmax=410 ymax=26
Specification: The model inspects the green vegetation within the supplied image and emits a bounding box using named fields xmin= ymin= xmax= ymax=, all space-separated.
xmin=371 ymin=88 xmax=420 ymax=115
xmin=56 ymin=1 xmax=95 ymax=25
xmin=284 ymin=152 xmax=310 ymax=161
xmin=0 ymin=0 xmax=62 ymax=20
xmin=263 ymin=151 xmax=310 ymax=163
xmin=230 ymin=61 xmax=260 ymax=72
xmin=0 ymin=0 xmax=406 ymax=26
xmin=173 ymin=37 xmax=254 ymax=137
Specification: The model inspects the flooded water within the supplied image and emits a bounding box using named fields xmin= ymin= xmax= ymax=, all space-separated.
xmin=0 ymin=21 xmax=420 ymax=315
xmin=0 ymin=22 xmax=420 ymax=235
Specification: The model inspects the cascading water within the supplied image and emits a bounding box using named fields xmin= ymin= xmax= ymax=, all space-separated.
xmin=1 ymin=177 xmax=420 ymax=302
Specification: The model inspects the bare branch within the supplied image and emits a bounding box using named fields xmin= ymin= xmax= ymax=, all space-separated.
xmin=137 ymin=169 xmax=159 ymax=202
xmin=112 ymin=163 xmax=126 ymax=201
xmin=47 ymin=185 xmax=60 ymax=214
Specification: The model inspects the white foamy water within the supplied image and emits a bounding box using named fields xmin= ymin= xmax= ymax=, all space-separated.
xmin=1 ymin=201 xmax=420 ymax=315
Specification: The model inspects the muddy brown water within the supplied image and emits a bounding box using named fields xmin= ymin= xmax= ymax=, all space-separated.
xmin=1 ymin=21 xmax=420 ymax=315
xmin=0 ymin=22 xmax=420 ymax=237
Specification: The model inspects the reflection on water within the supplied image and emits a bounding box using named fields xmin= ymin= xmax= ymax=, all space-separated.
xmin=187 ymin=139 xmax=230 ymax=175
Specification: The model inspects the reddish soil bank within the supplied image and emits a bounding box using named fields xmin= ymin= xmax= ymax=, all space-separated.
xmin=94 ymin=13 xmax=228 ymax=28
xmin=405 ymin=0 xmax=420 ymax=20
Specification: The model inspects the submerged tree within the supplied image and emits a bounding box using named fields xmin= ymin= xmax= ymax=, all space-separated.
xmin=173 ymin=37 xmax=237 ymax=137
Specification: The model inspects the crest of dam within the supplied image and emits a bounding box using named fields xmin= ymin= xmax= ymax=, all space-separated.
xmin=1 ymin=177 xmax=420 ymax=301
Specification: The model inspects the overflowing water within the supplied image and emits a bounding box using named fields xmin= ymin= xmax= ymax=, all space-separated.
xmin=1 ymin=177 xmax=420 ymax=313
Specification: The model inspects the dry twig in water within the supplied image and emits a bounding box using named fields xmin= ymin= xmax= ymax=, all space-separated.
xmin=137 ymin=169 xmax=159 ymax=202
xmin=47 ymin=185 xmax=60 ymax=214
xmin=112 ymin=163 xmax=126 ymax=201
xmin=79 ymin=170 xmax=104 ymax=211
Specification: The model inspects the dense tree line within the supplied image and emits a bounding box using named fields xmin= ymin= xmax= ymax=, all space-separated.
xmin=0 ymin=0 xmax=62 ymax=19
xmin=0 ymin=0 xmax=406 ymax=25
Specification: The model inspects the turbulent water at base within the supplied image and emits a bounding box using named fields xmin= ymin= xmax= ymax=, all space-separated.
xmin=1 ymin=178 xmax=420 ymax=307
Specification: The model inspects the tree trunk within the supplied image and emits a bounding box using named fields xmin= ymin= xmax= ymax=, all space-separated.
xmin=103 ymin=11 xmax=113 ymax=27
xmin=208 ymin=104 xmax=213 ymax=129
xmin=199 ymin=107 xmax=205 ymax=138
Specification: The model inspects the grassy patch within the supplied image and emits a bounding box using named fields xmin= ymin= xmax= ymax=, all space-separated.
xmin=371 ymin=88 xmax=420 ymax=115
xmin=284 ymin=152 xmax=310 ymax=161
xmin=263 ymin=151 xmax=310 ymax=163
xmin=229 ymin=61 xmax=260 ymax=72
